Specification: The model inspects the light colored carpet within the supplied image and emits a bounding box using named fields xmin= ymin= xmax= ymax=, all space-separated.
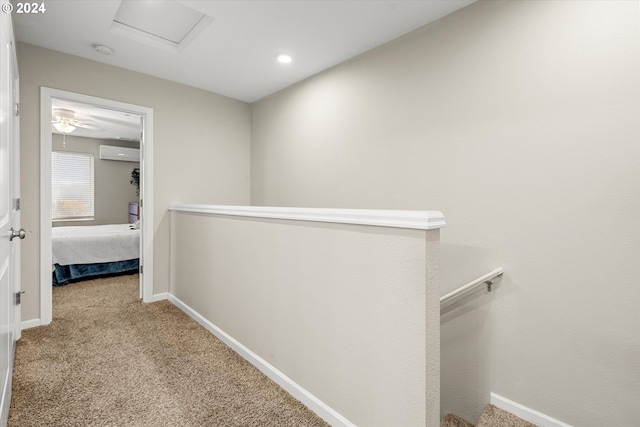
xmin=441 ymin=413 xmax=475 ymax=427
xmin=477 ymin=404 xmax=538 ymax=427
xmin=442 ymin=404 xmax=539 ymax=427
xmin=8 ymin=274 xmax=329 ymax=427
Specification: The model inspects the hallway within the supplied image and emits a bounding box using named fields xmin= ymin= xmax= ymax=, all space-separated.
xmin=8 ymin=274 xmax=328 ymax=426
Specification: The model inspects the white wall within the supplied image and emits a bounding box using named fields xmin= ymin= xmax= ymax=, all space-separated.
xmin=250 ymin=1 xmax=640 ymax=425
xmin=18 ymin=43 xmax=251 ymax=320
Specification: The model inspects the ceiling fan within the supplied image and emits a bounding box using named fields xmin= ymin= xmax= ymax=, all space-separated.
xmin=52 ymin=108 xmax=102 ymax=134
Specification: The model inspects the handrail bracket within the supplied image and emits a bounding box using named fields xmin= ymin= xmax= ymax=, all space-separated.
xmin=440 ymin=268 xmax=503 ymax=307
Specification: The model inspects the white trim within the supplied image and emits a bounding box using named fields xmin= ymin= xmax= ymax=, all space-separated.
xmin=20 ymin=318 xmax=41 ymax=331
xmin=39 ymin=89 xmax=53 ymax=325
xmin=168 ymin=293 xmax=356 ymax=427
xmin=140 ymin=110 xmax=154 ymax=303
xmin=40 ymin=87 xmax=155 ymax=323
xmin=168 ymin=203 xmax=446 ymax=230
xmin=148 ymin=292 xmax=168 ymax=303
xmin=491 ymin=393 xmax=573 ymax=427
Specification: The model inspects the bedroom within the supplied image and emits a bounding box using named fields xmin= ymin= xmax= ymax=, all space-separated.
xmin=5 ymin=1 xmax=639 ymax=426
xmin=50 ymin=98 xmax=142 ymax=287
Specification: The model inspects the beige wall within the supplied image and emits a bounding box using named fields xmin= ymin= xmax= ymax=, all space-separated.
xmin=18 ymin=43 xmax=251 ymax=320
xmin=52 ymin=134 xmax=139 ymax=227
xmin=170 ymin=211 xmax=440 ymax=426
xmin=250 ymin=1 xmax=640 ymax=426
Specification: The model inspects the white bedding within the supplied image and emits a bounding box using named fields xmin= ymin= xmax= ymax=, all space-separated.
xmin=52 ymin=224 xmax=140 ymax=266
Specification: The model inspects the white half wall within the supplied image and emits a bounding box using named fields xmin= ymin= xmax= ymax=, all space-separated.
xmin=169 ymin=205 xmax=443 ymax=426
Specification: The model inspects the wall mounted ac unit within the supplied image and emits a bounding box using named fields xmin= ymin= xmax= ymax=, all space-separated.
xmin=99 ymin=145 xmax=140 ymax=162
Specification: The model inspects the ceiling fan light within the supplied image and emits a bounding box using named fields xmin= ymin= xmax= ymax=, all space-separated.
xmin=53 ymin=121 xmax=76 ymax=133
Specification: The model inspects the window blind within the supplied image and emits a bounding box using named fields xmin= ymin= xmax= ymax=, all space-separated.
xmin=52 ymin=151 xmax=95 ymax=220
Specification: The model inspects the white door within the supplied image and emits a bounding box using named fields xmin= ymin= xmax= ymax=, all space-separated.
xmin=0 ymin=11 xmax=21 ymax=426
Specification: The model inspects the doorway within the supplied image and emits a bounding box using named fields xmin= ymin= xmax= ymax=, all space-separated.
xmin=40 ymin=88 xmax=154 ymax=325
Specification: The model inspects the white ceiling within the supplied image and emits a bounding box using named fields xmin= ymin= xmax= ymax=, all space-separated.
xmin=51 ymin=99 xmax=141 ymax=142
xmin=16 ymin=1 xmax=475 ymax=141
xmin=13 ymin=0 xmax=475 ymax=104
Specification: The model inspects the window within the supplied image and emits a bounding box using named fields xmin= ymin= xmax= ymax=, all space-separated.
xmin=52 ymin=151 xmax=94 ymax=220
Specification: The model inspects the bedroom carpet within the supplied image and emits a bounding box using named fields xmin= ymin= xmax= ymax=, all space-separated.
xmin=8 ymin=274 xmax=329 ymax=427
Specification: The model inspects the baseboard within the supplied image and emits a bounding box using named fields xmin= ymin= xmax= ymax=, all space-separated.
xmin=168 ymin=293 xmax=355 ymax=427
xmin=491 ymin=393 xmax=572 ymax=427
xmin=148 ymin=292 xmax=168 ymax=302
xmin=21 ymin=318 xmax=41 ymax=330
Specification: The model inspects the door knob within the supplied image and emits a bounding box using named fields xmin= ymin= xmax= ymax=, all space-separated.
xmin=10 ymin=227 xmax=25 ymax=241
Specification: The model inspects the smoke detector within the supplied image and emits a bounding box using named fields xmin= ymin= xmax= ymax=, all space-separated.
xmin=92 ymin=43 xmax=114 ymax=55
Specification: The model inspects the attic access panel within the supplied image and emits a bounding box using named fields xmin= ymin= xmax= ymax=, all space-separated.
xmin=111 ymin=1 xmax=212 ymax=53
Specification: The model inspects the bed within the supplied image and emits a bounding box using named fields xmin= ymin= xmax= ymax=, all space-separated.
xmin=52 ymin=224 xmax=140 ymax=286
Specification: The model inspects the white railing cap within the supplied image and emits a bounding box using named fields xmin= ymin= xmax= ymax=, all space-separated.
xmin=168 ymin=203 xmax=445 ymax=230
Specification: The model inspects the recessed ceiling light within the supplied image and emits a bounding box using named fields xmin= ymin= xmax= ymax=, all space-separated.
xmin=277 ymin=54 xmax=293 ymax=64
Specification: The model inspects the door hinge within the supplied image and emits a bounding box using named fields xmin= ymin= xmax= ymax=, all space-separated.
xmin=140 ymin=265 xmax=143 ymax=275
xmin=15 ymin=291 xmax=25 ymax=305
xmin=14 ymin=198 xmax=20 ymax=211
xmin=15 ymin=103 xmax=20 ymax=117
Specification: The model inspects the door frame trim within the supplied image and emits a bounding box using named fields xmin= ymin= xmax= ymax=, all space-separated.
xmin=40 ymin=87 xmax=154 ymax=324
